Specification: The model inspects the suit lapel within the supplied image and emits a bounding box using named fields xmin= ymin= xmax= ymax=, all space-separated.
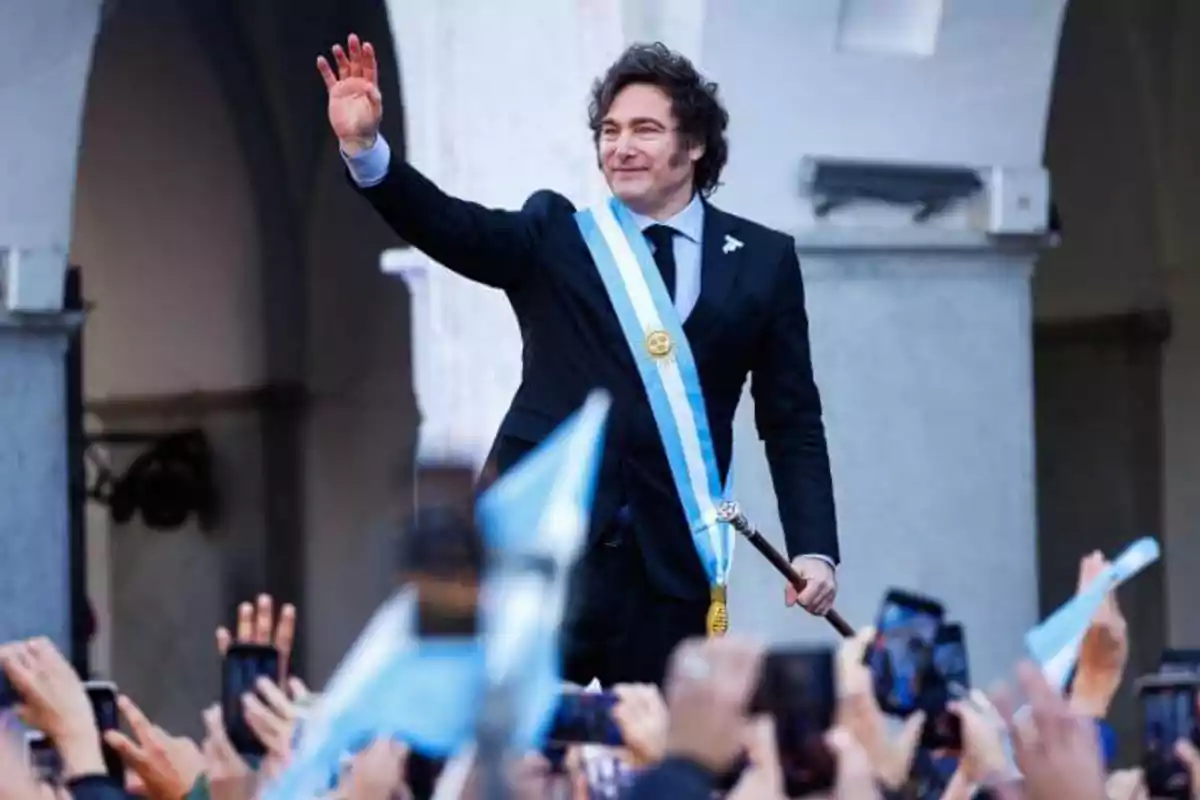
xmin=683 ymin=204 xmax=744 ymax=342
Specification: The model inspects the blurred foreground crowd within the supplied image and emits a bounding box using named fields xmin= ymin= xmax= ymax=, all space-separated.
xmin=0 ymin=548 xmax=1194 ymax=800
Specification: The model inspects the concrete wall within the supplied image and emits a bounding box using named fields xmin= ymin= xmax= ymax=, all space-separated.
xmin=1037 ymin=0 xmax=1200 ymax=650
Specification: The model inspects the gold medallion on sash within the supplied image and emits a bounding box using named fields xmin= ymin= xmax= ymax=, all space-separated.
xmin=644 ymin=329 xmax=673 ymax=360
xmin=706 ymin=584 xmax=728 ymax=637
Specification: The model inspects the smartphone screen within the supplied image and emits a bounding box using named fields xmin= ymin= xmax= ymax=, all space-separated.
xmin=545 ymin=691 xmax=623 ymax=746
xmin=222 ymin=643 xmax=281 ymax=757
xmin=84 ymin=681 xmax=124 ymax=784
xmin=751 ymin=647 xmax=837 ymax=798
xmin=865 ymin=590 xmax=945 ymax=717
xmin=921 ymin=623 xmax=969 ymax=750
xmin=26 ymin=732 xmax=61 ymax=784
xmin=1138 ymin=674 xmax=1200 ymax=800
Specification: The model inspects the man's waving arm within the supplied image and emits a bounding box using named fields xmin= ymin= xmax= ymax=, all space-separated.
xmin=318 ymin=34 xmax=541 ymax=290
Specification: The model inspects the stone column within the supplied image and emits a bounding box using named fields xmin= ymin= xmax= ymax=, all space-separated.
xmin=0 ymin=317 xmax=80 ymax=649
xmin=0 ymin=0 xmax=103 ymax=655
xmin=728 ymin=234 xmax=1044 ymax=687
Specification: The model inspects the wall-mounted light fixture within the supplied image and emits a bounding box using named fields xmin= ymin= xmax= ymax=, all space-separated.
xmin=85 ymin=428 xmax=218 ymax=532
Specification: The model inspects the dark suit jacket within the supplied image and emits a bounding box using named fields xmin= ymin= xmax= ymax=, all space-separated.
xmin=354 ymin=157 xmax=838 ymax=601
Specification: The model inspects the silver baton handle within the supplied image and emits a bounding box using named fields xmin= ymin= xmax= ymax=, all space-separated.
xmin=717 ymin=501 xmax=854 ymax=638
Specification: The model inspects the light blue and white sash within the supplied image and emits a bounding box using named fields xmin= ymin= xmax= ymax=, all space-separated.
xmin=574 ymin=197 xmax=734 ymax=595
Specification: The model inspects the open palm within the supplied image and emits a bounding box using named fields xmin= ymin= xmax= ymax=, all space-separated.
xmin=317 ymin=33 xmax=383 ymax=149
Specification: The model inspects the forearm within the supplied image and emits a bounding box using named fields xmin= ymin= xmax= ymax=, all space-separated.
xmin=341 ymin=134 xmax=538 ymax=290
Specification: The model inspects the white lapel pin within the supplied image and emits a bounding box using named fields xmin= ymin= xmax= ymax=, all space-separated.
xmin=722 ymin=234 xmax=743 ymax=254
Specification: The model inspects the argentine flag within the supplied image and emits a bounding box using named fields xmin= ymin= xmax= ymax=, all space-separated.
xmin=262 ymin=390 xmax=611 ymax=797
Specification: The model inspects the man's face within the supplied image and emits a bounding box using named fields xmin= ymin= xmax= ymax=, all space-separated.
xmin=598 ymin=83 xmax=703 ymax=213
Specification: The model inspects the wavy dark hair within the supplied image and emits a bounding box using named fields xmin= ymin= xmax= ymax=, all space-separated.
xmin=588 ymin=43 xmax=729 ymax=198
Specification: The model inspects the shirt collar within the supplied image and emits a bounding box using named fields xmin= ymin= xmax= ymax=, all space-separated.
xmin=630 ymin=194 xmax=705 ymax=243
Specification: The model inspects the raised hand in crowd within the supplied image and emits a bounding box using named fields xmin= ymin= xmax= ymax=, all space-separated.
xmin=835 ymin=626 xmax=923 ymax=788
xmin=1071 ymin=551 xmax=1129 ymax=719
xmin=215 ymin=593 xmax=297 ymax=682
xmin=625 ymin=635 xmax=763 ymax=799
xmin=242 ymin=676 xmax=309 ymax=779
xmin=1105 ymin=767 xmax=1148 ymax=800
xmin=341 ymin=739 xmax=412 ymax=800
xmin=0 ymin=638 xmax=106 ymax=783
xmin=611 ymin=683 xmax=668 ymax=769
xmin=996 ymin=661 xmax=1108 ymax=800
xmin=827 ymin=725 xmax=882 ymax=800
xmin=200 ymin=705 xmax=255 ymax=800
xmin=0 ymin=727 xmax=43 ymax=800
xmin=103 ymin=694 xmax=202 ymax=800
xmin=937 ymin=689 xmax=1008 ymax=800
xmin=726 ymin=716 xmax=784 ymax=800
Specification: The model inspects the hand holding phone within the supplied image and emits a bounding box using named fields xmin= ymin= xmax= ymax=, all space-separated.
xmin=1138 ymin=673 xmax=1200 ymax=799
xmin=750 ymin=647 xmax=837 ymax=798
xmin=546 ymin=690 xmax=623 ymax=746
xmin=25 ymin=731 xmax=61 ymax=784
xmin=222 ymin=643 xmax=281 ymax=757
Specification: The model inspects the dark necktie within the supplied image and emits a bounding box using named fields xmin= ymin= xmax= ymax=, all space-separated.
xmin=643 ymin=224 xmax=677 ymax=301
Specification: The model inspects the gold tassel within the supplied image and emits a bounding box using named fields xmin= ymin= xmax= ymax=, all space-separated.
xmin=706 ymin=584 xmax=728 ymax=637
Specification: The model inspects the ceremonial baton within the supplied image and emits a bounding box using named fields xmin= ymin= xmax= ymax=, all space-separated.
xmin=717 ymin=501 xmax=855 ymax=638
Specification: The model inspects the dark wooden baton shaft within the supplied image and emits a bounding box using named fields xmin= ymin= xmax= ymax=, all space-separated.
xmin=720 ymin=503 xmax=855 ymax=638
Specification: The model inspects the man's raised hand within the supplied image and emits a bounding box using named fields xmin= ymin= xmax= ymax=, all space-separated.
xmin=317 ymin=33 xmax=384 ymax=155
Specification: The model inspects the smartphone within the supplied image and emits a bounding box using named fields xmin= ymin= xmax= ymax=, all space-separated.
xmin=25 ymin=731 xmax=61 ymax=784
xmin=865 ymin=589 xmax=945 ymax=717
xmin=750 ymin=647 xmax=837 ymax=798
xmin=84 ymin=681 xmax=124 ymax=784
xmin=1137 ymin=673 xmax=1200 ymax=799
xmin=1161 ymin=650 xmax=1200 ymax=677
xmin=545 ymin=690 xmax=623 ymax=746
xmin=222 ymin=643 xmax=281 ymax=757
xmin=920 ymin=623 xmax=969 ymax=750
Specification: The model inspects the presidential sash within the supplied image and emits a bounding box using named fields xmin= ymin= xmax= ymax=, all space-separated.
xmin=574 ymin=197 xmax=734 ymax=636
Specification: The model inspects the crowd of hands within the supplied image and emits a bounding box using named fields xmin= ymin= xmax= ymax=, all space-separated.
xmin=0 ymin=552 xmax=1196 ymax=800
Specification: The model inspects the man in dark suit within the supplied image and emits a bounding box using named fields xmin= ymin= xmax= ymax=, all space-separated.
xmin=317 ymin=36 xmax=839 ymax=686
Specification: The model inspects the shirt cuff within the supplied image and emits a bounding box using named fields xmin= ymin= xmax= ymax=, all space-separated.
xmin=797 ymin=553 xmax=836 ymax=569
xmin=341 ymin=134 xmax=391 ymax=188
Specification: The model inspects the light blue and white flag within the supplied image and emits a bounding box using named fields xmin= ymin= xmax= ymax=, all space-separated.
xmin=1025 ymin=536 xmax=1159 ymax=691
xmin=575 ymin=199 xmax=734 ymax=598
xmin=262 ymin=588 xmax=420 ymax=799
xmin=264 ymin=392 xmax=611 ymax=796
xmin=994 ymin=536 xmax=1160 ymax=780
xmin=477 ymin=389 xmax=612 ymax=750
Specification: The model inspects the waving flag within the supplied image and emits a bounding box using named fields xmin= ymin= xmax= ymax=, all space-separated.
xmin=477 ymin=390 xmax=612 ymax=750
xmin=262 ymin=588 xmax=419 ymax=799
xmin=264 ymin=390 xmax=611 ymax=796
xmin=1025 ymin=536 xmax=1159 ymax=691
xmin=996 ymin=536 xmax=1160 ymax=780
